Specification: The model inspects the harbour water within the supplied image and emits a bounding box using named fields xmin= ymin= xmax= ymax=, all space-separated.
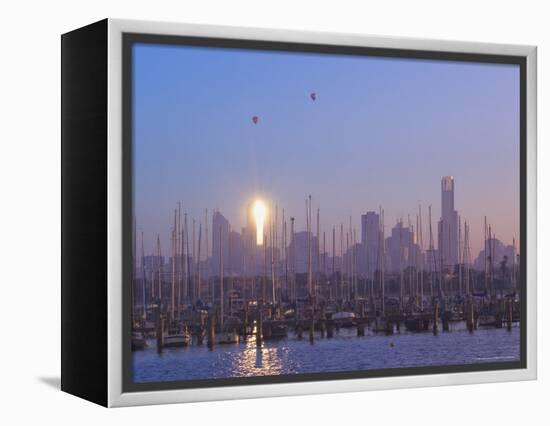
xmin=133 ymin=326 xmax=520 ymax=383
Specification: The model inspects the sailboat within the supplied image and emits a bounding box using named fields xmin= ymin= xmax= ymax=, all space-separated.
xmin=215 ymin=330 xmax=239 ymax=344
xmin=478 ymin=314 xmax=497 ymax=327
xmin=331 ymin=311 xmax=356 ymax=327
xmin=163 ymin=327 xmax=192 ymax=347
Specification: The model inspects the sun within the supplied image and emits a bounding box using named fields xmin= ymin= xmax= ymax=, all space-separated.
xmin=253 ymin=199 xmax=267 ymax=245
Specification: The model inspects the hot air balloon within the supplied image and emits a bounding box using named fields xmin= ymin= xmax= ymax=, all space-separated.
xmin=252 ymin=116 xmax=259 ymax=124
xmin=310 ymin=92 xmax=317 ymax=101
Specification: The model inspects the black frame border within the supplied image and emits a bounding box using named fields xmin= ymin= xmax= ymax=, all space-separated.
xmin=122 ymin=33 xmax=527 ymax=394
xmin=61 ymin=19 xmax=109 ymax=406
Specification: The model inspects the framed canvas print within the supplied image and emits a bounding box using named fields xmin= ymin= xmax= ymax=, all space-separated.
xmin=61 ymin=19 xmax=537 ymax=407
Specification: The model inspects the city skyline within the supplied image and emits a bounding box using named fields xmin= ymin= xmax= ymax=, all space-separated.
xmin=137 ymin=176 xmax=518 ymax=281
xmin=133 ymin=43 xmax=520 ymax=260
xmin=135 ymin=175 xmax=518 ymax=268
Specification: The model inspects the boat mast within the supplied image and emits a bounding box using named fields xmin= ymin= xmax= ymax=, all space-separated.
xmin=399 ymin=219 xmax=404 ymax=311
xmin=340 ymin=223 xmax=343 ymax=300
xmin=196 ymin=222 xmax=202 ymax=303
xmin=171 ymin=209 xmax=176 ymax=320
xmin=133 ymin=217 xmax=136 ymax=324
xmin=463 ymin=221 xmax=470 ymax=296
xmin=353 ymin=227 xmax=357 ymax=300
xmin=437 ymin=221 xmax=445 ymax=297
xmin=205 ymin=208 xmax=210 ymax=300
xmin=409 ymin=216 xmax=414 ymax=301
xmin=323 ymin=231 xmax=326 ymax=295
xmin=428 ymin=205 xmax=435 ymax=297
xmin=447 ymin=223 xmax=451 ymax=295
xmin=332 ymin=226 xmax=336 ymax=301
xmin=177 ymin=203 xmax=181 ymax=314
xmin=157 ymin=235 xmax=162 ymax=304
xmin=316 ymin=207 xmax=320 ymax=297
xmin=458 ymin=215 xmax=462 ymax=296
xmin=184 ymin=213 xmax=191 ymax=303
xmin=179 ymin=206 xmax=185 ymax=308
xmin=270 ymin=212 xmax=275 ymax=303
xmin=489 ymin=225 xmax=496 ymax=294
xmin=418 ymin=205 xmax=424 ymax=310
xmin=412 ymin=218 xmax=417 ymax=305
xmin=151 ymin=238 xmax=155 ymax=302
xmin=512 ymin=237 xmax=516 ymax=291
xmin=484 ymin=216 xmax=488 ymax=294
xmin=283 ymin=208 xmax=287 ymax=302
xmin=271 ymin=204 xmax=279 ymax=303
xmin=219 ymin=225 xmax=224 ymax=330
xmin=368 ymin=213 xmax=374 ymax=302
xmin=380 ymin=207 xmax=385 ymax=315
xmin=141 ymin=231 xmax=146 ymax=319
xmin=345 ymin=229 xmax=351 ymax=302
xmin=307 ymin=196 xmax=312 ymax=298
xmin=228 ymin=224 xmax=232 ymax=295
xmin=349 ymin=228 xmax=357 ymax=300
xmin=349 ymin=216 xmax=353 ymax=301
xmin=290 ymin=217 xmax=296 ymax=303
xmin=262 ymin=229 xmax=267 ymax=303
xmin=408 ymin=215 xmax=413 ymax=302
xmin=192 ymin=218 xmax=196 ymax=301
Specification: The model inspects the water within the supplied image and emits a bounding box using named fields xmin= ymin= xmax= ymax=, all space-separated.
xmin=133 ymin=326 xmax=520 ymax=383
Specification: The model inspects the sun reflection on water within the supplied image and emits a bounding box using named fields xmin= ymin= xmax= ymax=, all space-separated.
xmin=231 ymin=338 xmax=283 ymax=377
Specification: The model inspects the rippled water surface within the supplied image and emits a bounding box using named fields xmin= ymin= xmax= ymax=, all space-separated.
xmin=133 ymin=326 xmax=520 ymax=383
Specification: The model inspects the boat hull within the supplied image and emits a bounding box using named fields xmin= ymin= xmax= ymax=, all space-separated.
xmin=216 ymin=332 xmax=239 ymax=344
xmin=163 ymin=334 xmax=191 ymax=347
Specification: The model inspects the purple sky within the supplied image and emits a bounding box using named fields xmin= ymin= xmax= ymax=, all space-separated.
xmin=132 ymin=43 xmax=520 ymax=257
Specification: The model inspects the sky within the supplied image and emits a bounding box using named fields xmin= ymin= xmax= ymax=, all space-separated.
xmin=132 ymin=42 xmax=520 ymax=258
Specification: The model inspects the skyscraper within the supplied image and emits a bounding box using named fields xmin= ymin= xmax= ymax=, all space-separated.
xmin=289 ymin=231 xmax=319 ymax=274
xmin=438 ymin=176 xmax=459 ymax=267
xmin=361 ymin=211 xmax=380 ymax=278
xmin=212 ymin=211 xmax=230 ymax=276
xmin=228 ymin=230 xmax=244 ymax=276
xmin=386 ymin=220 xmax=414 ymax=273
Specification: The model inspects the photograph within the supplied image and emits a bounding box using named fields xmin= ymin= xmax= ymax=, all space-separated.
xmin=128 ymin=39 xmax=524 ymax=388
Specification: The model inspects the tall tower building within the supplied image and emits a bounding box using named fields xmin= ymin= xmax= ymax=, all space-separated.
xmin=212 ymin=211 xmax=230 ymax=276
xmin=361 ymin=211 xmax=380 ymax=278
xmin=438 ymin=176 xmax=459 ymax=267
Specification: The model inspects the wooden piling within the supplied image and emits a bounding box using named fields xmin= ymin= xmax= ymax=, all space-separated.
xmin=467 ymin=301 xmax=474 ymax=333
xmin=320 ymin=305 xmax=326 ymax=338
xmin=442 ymin=311 xmax=450 ymax=332
xmin=207 ymin=314 xmax=216 ymax=348
xmin=156 ymin=316 xmax=164 ymax=353
xmin=275 ymin=304 xmax=281 ymax=320
xmin=296 ymin=322 xmax=303 ymax=340
xmin=326 ymin=320 xmax=334 ymax=338
xmin=495 ymin=302 xmax=503 ymax=329
xmin=309 ymin=315 xmax=315 ymax=343
xmin=506 ymin=300 xmax=513 ymax=331
xmin=432 ymin=303 xmax=439 ymax=335
xmin=197 ymin=326 xmax=204 ymax=345
xmin=256 ymin=307 xmax=263 ymax=347
xmin=244 ymin=302 xmax=249 ymax=335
